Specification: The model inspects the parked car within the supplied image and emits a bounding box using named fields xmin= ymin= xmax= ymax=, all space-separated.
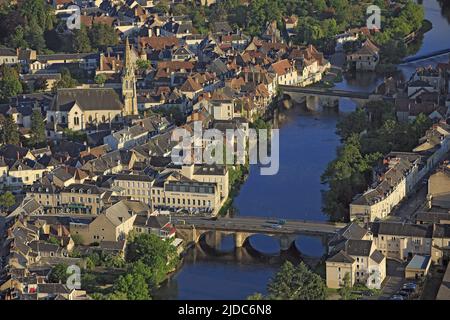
xmin=402 ymin=283 xmax=417 ymax=292
xmin=397 ymin=290 xmax=410 ymax=298
xmin=270 ymin=224 xmax=282 ymax=229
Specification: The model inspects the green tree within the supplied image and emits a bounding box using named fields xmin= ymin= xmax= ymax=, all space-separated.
xmin=247 ymin=292 xmax=265 ymax=300
xmin=0 ymin=191 xmax=16 ymax=209
xmin=0 ymin=64 xmax=23 ymax=102
xmin=49 ymin=263 xmax=69 ymax=283
xmin=29 ymin=109 xmax=46 ymax=146
xmin=136 ymin=59 xmax=151 ymax=72
xmin=266 ymin=261 xmax=326 ymax=300
xmin=128 ymin=260 xmax=154 ymax=286
xmin=336 ymin=108 xmax=368 ymax=141
xmin=94 ymin=74 xmax=106 ymax=86
xmin=72 ymin=26 xmax=92 ymax=53
xmin=89 ymin=23 xmax=118 ymax=49
xmin=47 ymin=236 xmax=60 ymax=245
xmin=54 ymin=68 xmax=78 ymax=90
xmin=109 ymin=273 xmax=150 ymax=300
xmin=339 ymin=273 xmax=352 ymax=300
xmin=126 ymin=233 xmax=178 ymax=285
xmin=0 ymin=115 xmax=20 ymax=145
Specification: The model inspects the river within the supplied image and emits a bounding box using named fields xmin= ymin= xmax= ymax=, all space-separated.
xmin=154 ymin=0 xmax=450 ymax=300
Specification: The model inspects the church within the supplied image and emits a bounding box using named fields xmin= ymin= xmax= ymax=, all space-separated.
xmin=47 ymin=38 xmax=138 ymax=133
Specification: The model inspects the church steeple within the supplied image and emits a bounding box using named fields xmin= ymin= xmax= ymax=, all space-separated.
xmin=122 ymin=36 xmax=138 ymax=116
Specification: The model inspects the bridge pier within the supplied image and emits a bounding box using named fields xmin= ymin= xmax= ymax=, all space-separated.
xmin=279 ymin=235 xmax=298 ymax=251
xmin=234 ymin=232 xmax=249 ymax=248
xmin=209 ymin=231 xmax=222 ymax=250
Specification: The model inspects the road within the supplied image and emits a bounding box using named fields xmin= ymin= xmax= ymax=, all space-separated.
xmin=173 ymin=216 xmax=346 ymax=235
xmin=389 ymin=183 xmax=428 ymax=222
xmin=378 ymin=260 xmax=406 ymax=300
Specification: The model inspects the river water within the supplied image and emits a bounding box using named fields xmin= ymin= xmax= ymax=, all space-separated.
xmin=155 ymin=0 xmax=450 ymax=300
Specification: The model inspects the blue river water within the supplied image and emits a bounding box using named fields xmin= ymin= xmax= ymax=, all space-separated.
xmin=155 ymin=0 xmax=450 ymax=300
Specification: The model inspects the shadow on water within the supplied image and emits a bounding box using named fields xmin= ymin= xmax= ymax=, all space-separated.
xmin=154 ymin=0 xmax=450 ymax=299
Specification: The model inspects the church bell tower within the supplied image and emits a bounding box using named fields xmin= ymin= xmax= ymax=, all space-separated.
xmin=122 ymin=37 xmax=138 ymax=116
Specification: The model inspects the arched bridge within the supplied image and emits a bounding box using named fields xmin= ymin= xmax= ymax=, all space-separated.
xmin=174 ymin=216 xmax=346 ymax=251
xmin=279 ymin=85 xmax=377 ymax=100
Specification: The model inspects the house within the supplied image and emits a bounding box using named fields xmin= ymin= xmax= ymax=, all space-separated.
xmin=133 ymin=214 xmax=176 ymax=239
xmin=0 ymin=48 xmax=19 ymax=65
xmin=347 ymin=39 xmax=380 ymax=71
xmin=350 ymin=153 xmax=422 ymax=222
xmin=69 ymin=200 xmax=139 ymax=245
xmin=269 ymin=59 xmax=298 ymax=86
xmin=326 ymin=239 xmax=386 ymax=289
xmin=370 ymin=221 xmax=433 ymax=261
xmin=405 ymin=255 xmax=432 ymax=279
xmin=60 ymin=183 xmax=111 ymax=215
xmin=427 ymin=163 xmax=450 ymax=210
xmin=150 ymin=171 xmax=222 ymax=215
xmin=103 ymin=125 xmax=149 ymax=151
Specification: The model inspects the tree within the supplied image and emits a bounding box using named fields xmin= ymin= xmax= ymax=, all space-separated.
xmin=0 ymin=64 xmax=23 ymax=102
xmin=49 ymin=263 xmax=69 ymax=283
xmin=126 ymin=233 xmax=178 ymax=285
xmin=109 ymin=273 xmax=150 ymax=300
xmin=128 ymin=260 xmax=154 ymax=286
xmin=0 ymin=115 xmax=20 ymax=145
xmin=94 ymin=74 xmax=106 ymax=86
xmin=72 ymin=26 xmax=92 ymax=53
xmin=266 ymin=261 xmax=326 ymax=300
xmin=29 ymin=109 xmax=46 ymax=146
xmin=33 ymin=78 xmax=48 ymax=92
xmin=0 ymin=191 xmax=16 ymax=209
xmin=136 ymin=59 xmax=151 ymax=72
xmin=247 ymin=293 xmax=265 ymax=300
xmin=47 ymin=236 xmax=60 ymax=245
xmin=154 ymin=0 xmax=169 ymax=14
xmin=54 ymin=68 xmax=78 ymax=90
xmin=336 ymin=108 xmax=369 ymax=141
xmin=89 ymin=23 xmax=118 ymax=49
xmin=339 ymin=272 xmax=352 ymax=300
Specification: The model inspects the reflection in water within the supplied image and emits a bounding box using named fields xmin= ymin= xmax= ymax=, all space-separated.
xmin=155 ymin=0 xmax=450 ymax=300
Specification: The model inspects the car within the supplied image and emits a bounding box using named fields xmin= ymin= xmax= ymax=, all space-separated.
xmin=397 ymin=290 xmax=410 ymax=298
xmin=402 ymin=283 xmax=417 ymax=292
xmin=270 ymin=224 xmax=282 ymax=229
xmin=389 ymin=295 xmax=404 ymax=300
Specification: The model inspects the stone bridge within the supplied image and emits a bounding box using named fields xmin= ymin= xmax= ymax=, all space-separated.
xmin=279 ymin=85 xmax=385 ymax=111
xmin=174 ymin=216 xmax=346 ymax=252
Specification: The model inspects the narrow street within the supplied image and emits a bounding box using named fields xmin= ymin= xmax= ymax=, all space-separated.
xmin=389 ymin=183 xmax=428 ymax=222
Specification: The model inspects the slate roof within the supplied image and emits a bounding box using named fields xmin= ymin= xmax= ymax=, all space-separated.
xmin=52 ymin=88 xmax=123 ymax=112
xmin=328 ymin=250 xmax=355 ymax=264
xmin=345 ymin=239 xmax=372 ymax=257
xmin=370 ymin=222 xmax=433 ymax=238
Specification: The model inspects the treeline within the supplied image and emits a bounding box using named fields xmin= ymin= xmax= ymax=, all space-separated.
xmin=185 ymin=0 xmax=424 ymax=55
xmin=321 ymin=102 xmax=432 ymax=222
xmin=51 ymin=233 xmax=179 ymax=300
xmin=0 ymin=0 xmax=117 ymax=54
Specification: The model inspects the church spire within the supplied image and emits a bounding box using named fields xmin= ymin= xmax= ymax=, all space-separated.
xmin=122 ymin=36 xmax=138 ymax=116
